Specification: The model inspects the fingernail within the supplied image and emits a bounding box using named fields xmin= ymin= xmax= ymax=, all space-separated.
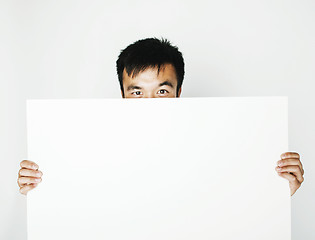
xmin=35 ymin=178 xmax=41 ymax=182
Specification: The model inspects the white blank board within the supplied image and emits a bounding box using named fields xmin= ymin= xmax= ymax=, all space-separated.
xmin=27 ymin=97 xmax=290 ymax=240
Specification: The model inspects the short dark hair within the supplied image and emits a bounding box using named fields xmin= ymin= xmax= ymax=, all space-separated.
xmin=116 ymin=37 xmax=185 ymax=97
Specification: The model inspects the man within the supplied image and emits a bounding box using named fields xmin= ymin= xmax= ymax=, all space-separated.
xmin=17 ymin=38 xmax=305 ymax=196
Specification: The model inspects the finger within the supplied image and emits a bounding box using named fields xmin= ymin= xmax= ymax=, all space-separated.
xmin=20 ymin=160 xmax=39 ymax=170
xmin=277 ymin=172 xmax=301 ymax=195
xmin=19 ymin=183 xmax=38 ymax=195
xmin=277 ymin=158 xmax=304 ymax=175
xmin=276 ymin=165 xmax=304 ymax=183
xmin=17 ymin=179 xmax=27 ymax=188
xmin=19 ymin=169 xmax=43 ymax=178
xmin=280 ymin=152 xmax=300 ymax=160
xmin=18 ymin=176 xmax=42 ymax=185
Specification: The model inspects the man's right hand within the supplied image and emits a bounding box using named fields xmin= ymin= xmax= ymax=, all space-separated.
xmin=18 ymin=160 xmax=42 ymax=195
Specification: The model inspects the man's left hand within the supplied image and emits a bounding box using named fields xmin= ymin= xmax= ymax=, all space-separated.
xmin=276 ymin=152 xmax=304 ymax=196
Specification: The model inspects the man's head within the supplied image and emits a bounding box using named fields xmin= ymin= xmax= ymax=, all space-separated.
xmin=116 ymin=38 xmax=185 ymax=98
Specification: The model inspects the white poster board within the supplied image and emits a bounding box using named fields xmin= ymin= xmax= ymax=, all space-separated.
xmin=27 ymin=97 xmax=290 ymax=240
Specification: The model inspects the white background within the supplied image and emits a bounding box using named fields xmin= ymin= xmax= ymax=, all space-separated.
xmin=0 ymin=0 xmax=314 ymax=239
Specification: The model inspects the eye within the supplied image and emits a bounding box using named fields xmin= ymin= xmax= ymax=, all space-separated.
xmin=131 ymin=91 xmax=142 ymax=96
xmin=157 ymin=89 xmax=169 ymax=95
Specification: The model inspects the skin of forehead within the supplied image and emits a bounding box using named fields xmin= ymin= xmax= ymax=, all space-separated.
xmin=122 ymin=64 xmax=178 ymax=91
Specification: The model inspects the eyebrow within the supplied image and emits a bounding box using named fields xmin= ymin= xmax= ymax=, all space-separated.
xmin=126 ymin=80 xmax=174 ymax=91
xmin=159 ymin=81 xmax=174 ymax=88
xmin=127 ymin=85 xmax=142 ymax=91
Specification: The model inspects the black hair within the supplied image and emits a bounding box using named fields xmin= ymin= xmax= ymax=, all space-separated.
xmin=116 ymin=37 xmax=185 ymax=97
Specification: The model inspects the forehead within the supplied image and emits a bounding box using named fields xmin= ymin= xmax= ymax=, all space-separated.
xmin=122 ymin=64 xmax=178 ymax=87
